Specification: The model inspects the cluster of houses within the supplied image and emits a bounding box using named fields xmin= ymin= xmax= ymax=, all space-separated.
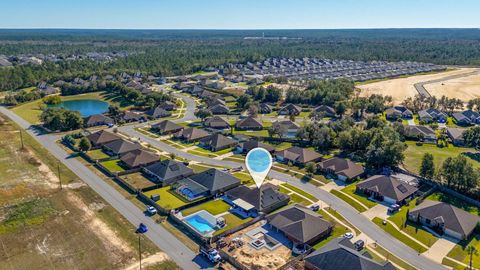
xmin=216 ymin=58 xmax=445 ymax=82
xmin=1 ymin=51 xmax=130 ymax=67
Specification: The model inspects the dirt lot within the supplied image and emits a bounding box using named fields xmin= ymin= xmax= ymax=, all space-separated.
xmin=0 ymin=113 xmax=168 ymax=270
xmin=358 ymin=68 xmax=477 ymax=104
xmin=425 ymin=69 xmax=480 ymax=101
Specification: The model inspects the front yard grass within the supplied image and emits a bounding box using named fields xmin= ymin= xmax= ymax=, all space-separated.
xmin=330 ymin=190 xmax=368 ymax=212
xmin=187 ymin=148 xmax=217 ymax=158
xmin=341 ymin=184 xmax=377 ymax=209
xmin=181 ymin=199 xmax=231 ymax=217
xmin=372 ymin=217 xmax=428 ymax=253
xmin=403 ymin=141 xmax=480 ymax=174
xmin=100 ymin=159 xmax=126 ymax=173
xmin=369 ymin=244 xmax=417 ymax=270
xmin=281 ymin=183 xmax=317 ymax=202
xmin=143 ymin=187 xmax=189 ymax=210
xmin=232 ymin=172 xmax=254 ymax=185
xmin=324 ymin=207 xmax=361 ymax=235
xmin=87 ymin=149 xmax=110 ymax=160
xmin=446 ymin=234 xmax=480 ymax=270
xmin=312 ymin=209 xmax=351 ymax=250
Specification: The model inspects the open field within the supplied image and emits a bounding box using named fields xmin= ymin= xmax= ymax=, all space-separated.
xmin=358 ymin=68 xmax=476 ymax=104
xmin=425 ymin=69 xmax=480 ymax=101
xmin=0 ymin=113 xmax=165 ymax=269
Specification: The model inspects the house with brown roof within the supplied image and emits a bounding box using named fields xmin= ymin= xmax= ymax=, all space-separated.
xmin=266 ymin=204 xmax=333 ymax=246
xmin=356 ymin=175 xmax=418 ymax=205
xmin=147 ymin=107 xmax=171 ymax=119
xmin=236 ymin=140 xmax=275 ymax=154
xmin=405 ymin=126 xmax=437 ymax=143
xmin=157 ymin=101 xmax=177 ymax=111
xmin=446 ymin=127 xmax=466 ymax=146
xmin=272 ymin=120 xmax=300 ymax=138
xmin=235 ymin=116 xmax=263 ymax=130
xmin=313 ymin=105 xmax=336 ymax=118
xmin=278 ymin=103 xmax=302 ymax=116
xmin=409 ymin=200 xmax=480 ymax=240
xmin=317 ymin=157 xmax=365 ymax=181
xmin=84 ymin=114 xmax=114 ymax=127
xmin=203 ymin=116 xmax=230 ymax=129
xmin=199 ymin=133 xmax=237 ymax=152
xmin=143 ymin=160 xmax=194 ymax=186
xmin=151 ymin=120 xmax=183 ymax=135
xmin=102 ymin=139 xmax=141 ymax=156
xmin=275 ymin=146 xmax=322 ymax=165
xmin=86 ymin=130 xmax=121 ymax=146
xmin=122 ymin=111 xmax=144 ymax=123
xmin=209 ymin=104 xmax=230 ymax=115
xmin=120 ymin=149 xmax=159 ymax=169
xmin=173 ymin=127 xmax=211 ymax=143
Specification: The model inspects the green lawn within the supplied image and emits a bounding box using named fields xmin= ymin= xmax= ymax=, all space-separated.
xmin=264 ymin=141 xmax=292 ymax=150
xmin=181 ymin=199 xmax=231 ymax=217
xmin=372 ymin=217 xmax=428 ymax=253
xmin=427 ymin=192 xmax=480 ymax=216
xmin=403 ymin=141 xmax=480 ymax=174
xmin=330 ymin=190 xmax=368 ymax=212
xmin=187 ymin=149 xmax=217 ymax=158
xmin=143 ymin=187 xmax=189 ymax=210
xmin=232 ymin=172 xmax=254 ymax=185
xmin=387 ymin=199 xmax=438 ymax=247
xmin=324 ymin=207 xmax=361 ymax=235
xmin=312 ymin=209 xmax=351 ymax=249
xmin=369 ymin=245 xmax=417 ymax=270
xmin=289 ymin=193 xmax=312 ymax=206
xmin=87 ymin=149 xmax=110 ymax=160
xmin=213 ymin=214 xmax=252 ymax=236
xmin=341 ymin=184 xmax=377 ymax=209
xmin=100 ymin=159 xmax=126 ymax=173
xmin=233 ymin=129 xmax=269 ymax=137
xmin=281 ymin=183 xmax=317 ymax=202
xmin=447 ymin=235 xmax=480 ymax=270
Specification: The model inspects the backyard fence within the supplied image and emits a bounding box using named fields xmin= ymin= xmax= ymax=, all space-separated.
xmin=210 ymin=214 xmax=264 ymax=243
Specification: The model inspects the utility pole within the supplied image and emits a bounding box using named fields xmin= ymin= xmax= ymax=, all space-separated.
xmin=57 ymin=163 xmax=63 ymax=190
xmin=19 ymin=129 xmax=24 ymax=149
xmin=138 ymin=234 xmax=142 ymax=270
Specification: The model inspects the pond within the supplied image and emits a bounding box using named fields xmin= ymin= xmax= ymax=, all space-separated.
xmin=48 ymin=99 xmax=109 ymax=117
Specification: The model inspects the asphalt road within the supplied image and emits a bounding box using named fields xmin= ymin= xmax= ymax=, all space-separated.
xmin=414 ymin=69 xmax=480 ymax=98
xmin=0 ymin=107 xmax=211 ymax=270
xmin=119 ymin=123 xmax=447 ymax=270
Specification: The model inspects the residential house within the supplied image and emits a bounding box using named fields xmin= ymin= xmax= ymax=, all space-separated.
xmin=147 ymin=106 xmax=171 ymax=119
xmin=418 ymin=108 xmax=447 ymax=123
xmin=446 ymin=127 xmax=466 ymax=146
xmin=224 ymin=183 xmax=290 ymax=217
xmin=158 ymin=101 xmax=177 ymax=111
xmin=203 ymin=116 xmax=230 ymax=129
xmin=266 ymin=204 xmax=333 ymax=246
xmin=86 ymin=130 xmax=121 ymax=146
xmin=235 ymin=116 xmax=263 ymax=130
xmin=304 ymin=237 xmax=396 ymax=270
xmin=247 ymin=77 xmax=264 ymax=86
xmin=120 ymin=149 xmax=159 ymax=169
xmin=151 ymin=120 xmax=183 ymax=135
xmin=143 ymin=160 xmax=194 ymax=186
xmin=409 ymin=200 xmax=480 ymax=240
xmin=356 ymin=175 xmax=418 ymax=205
xmin=278 ymin=103 xmax=302 ymax=116
xmin=405 ymin=126 xmax=437 ymax=143
xmin=272 ymin=120 xmax=300 ymax=138
xmin=317 ymin=157 xmax=365 ymax=181
xmin=173 ymin=127 xmax=211 ymax=143
xmin=275 ymin=147 xmax=322 ymax=166
xmin=236 ymin=140 xmax=275 ymax=154
xmin=259 ymin=103 xmax=273 ymax=114
xmin=313 ymin=105 xmax=337 ymax=118
xmin=209 ymin=104 xmax=230 ymax=115
xmin=205 ymin=97 xmax=226 ymax=107
xmin=122 ymin=111 xmax=143 ymax=123
xmin=452 ymin=110 xmax=480 ymax=126
xmin=174 ymin=169 xmax=241 ymax=200
xmin=102 ymin=139 xmax=141 ymax=156
xmin=84 ymin=114 xmax=114 ymax=127
xmin=385 ymin=105 xmax=413 ymax=120
xmin=199 ymin=133 xmax=237 ymax=152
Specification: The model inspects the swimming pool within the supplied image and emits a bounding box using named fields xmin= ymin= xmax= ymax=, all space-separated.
xmin=184 ymin=210 xmax=217 ymax=235
xmin=246 ymin=147 xmax=272 ymax=173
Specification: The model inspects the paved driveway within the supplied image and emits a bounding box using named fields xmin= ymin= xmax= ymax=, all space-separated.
xmin=423 ymin=238 xmax=457 ymax=263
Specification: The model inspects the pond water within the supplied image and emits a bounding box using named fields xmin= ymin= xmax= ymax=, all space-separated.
xmin=48 ymin=99 xmax=109 ymax=117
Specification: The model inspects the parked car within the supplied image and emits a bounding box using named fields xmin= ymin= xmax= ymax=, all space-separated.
xmin=387 ymin=204 xmax=401 ymax=214
xmin=146 ymin=205 xmax=157 ymax=215
xmin=137 ymin=223 xmax=148 ymax=233
xmin=344 ymin=232 xmax=354 ymax=239
xmin=310 ymin=204 xmax=320 ymax=212
xmin=354 ymin=240 xmax=364 ymax=251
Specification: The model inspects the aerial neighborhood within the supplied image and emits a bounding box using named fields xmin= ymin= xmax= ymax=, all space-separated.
xmin=1 ymin=26 xmax=480 ymax=270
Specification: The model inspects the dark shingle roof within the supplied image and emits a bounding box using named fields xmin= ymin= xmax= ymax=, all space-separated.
xmin=275 ymin=146 xmax=322 ymax=164
xmin=199 ymin=133 xmax=237 ymax=150
xmin=410 ymin=200 xmax=480 ymax=237
xmin=317 ymin=157 xmax=364 ymax=179
xmin=204 ymin=116 xmax=230 ymax=128
xmin=189 ymin=168 xmax=240 ymax=193
xmin=266 ymin=204 xmax=332 ymax=244
xmin=225 ymin=183 xmax=289 ymax=212
xmin=174 ymin=127 xmax=211 ymax=141
xmin=120 ymin=149 xmax=159 ymax=168
xmin=151 ymin=120 xmax=183 ymax=134
xmin=357 ymin=175 xmax=418 ymax=202
xmin=87 ymin=130 xmax=121 ymax=146
xmin=235 ymin=116 xmax=263 ymax=129
xmin=238 ymin=140 xmax=275 ymax=153
xmin=85 ymin=114 xmax=113 ymax=126
xmin=144 ymin=160 xmax=193 ymax=183
xmin=103 ymin=139 xmax=141 ymax=155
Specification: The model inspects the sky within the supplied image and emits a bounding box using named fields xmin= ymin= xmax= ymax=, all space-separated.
xmin=0 ymin=0 xmax=479 ymax=29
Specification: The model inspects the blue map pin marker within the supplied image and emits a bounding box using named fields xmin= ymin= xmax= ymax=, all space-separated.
xmin=245 ymin=147 xmax=273 ymax=189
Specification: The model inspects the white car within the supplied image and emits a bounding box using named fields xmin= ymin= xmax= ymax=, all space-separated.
xmin=146 ymin=205 xmax=157 ymax=215
xmin=344 ymin=232 xmax=354 ymax=239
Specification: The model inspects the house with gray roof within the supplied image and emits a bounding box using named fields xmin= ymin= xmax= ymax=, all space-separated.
xmin=174 ymin=169 xmax=240 ymax=200
xmin=203 ymin=116 xmax=230 ymax=129
xmin=446 ymin=127 xmax=466 ymax=146
xmin=120 ymin=149 xmax=159 ymax=169
xmin=418 ymin=108 xmax=447 ymax=123
xmin=143 ymin=160 xmax=194 ymax=186
xmin=173 ymin=127 xmax=211 ymax=143
xmin=236 ymin=140 xmax=275 ymax=154
xmin=199 ymin=133 xmax=237 ymax=152
xmin=313 ymin=105 xmax=337 ymax=118
xmin=235 ymin=116 xmax=263 ymax=130
xmin=356 ymin=175 xmax=418 ymax=205
xmin=275 ymin=146 xmax=322 ymax=165
xmin=209 ymin=104 xmax=230 ymax=115
xmin=452 ymin=110 xmax=480 ymax=126
xmin=103 ymin=139 xmax=141 ymax=156
xmin=405 ymin=125 xmax=437 ymax=143
xmin=317 ymin=157 xmax=365 ymax=181
xmin=278 ymin=103 xmax=302 ymax=116
xmin=304 ymin=237 xmax=396 ymax=270
xmin=272 ymin=120 xmax=300 ymax=138
xmin=158 ymin=101 xmax=177 ymax=111
xmin=409 ymin=200 xmax=480 ymax=240
xmin=151 ymin=120 xmax=183 ymax=135
xmin=147 ymin=106 xmax=171 ymax=119
xmin=84 ymin=114 xmax=114 ymax=127
xmin=259 ymin=103 xmax=273 ymax=114
xmin=385 ymin=105 xmax=413 ymax=120
xmin=266 ymin=204 xmax=333 ymax=246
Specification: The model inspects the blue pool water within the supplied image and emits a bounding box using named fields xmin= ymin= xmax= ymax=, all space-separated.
xmin=246 ymin=148 xmax=272 ymax=173
xmin=185 ymin=214 xmax=216 ymax=234
xmin=48 ymin=99 xmax=109 ymax=117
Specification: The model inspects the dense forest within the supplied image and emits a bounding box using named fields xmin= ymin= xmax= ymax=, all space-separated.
xmin=1 ymin=29 xmax=480 ymax=91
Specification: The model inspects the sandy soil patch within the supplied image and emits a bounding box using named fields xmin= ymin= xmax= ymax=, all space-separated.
xmin=425 ymin=70 xmax=480 ymax=101
xmin=122 ymin=252 xmax=169 ymax=270
xmin=358 ymin=68 xmax=476 ymax=104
